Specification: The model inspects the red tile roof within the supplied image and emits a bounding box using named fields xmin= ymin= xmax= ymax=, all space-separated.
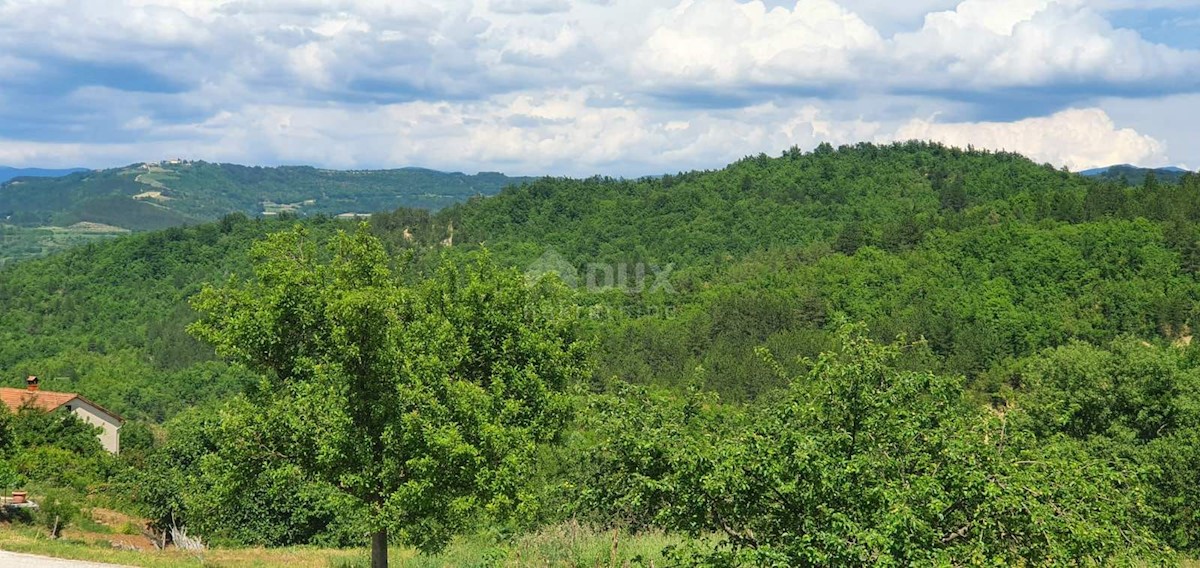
xmin=0 ymin=388 xmax=78 ymax=412
xmin=0 ymin=388 xmax=122 ymax=422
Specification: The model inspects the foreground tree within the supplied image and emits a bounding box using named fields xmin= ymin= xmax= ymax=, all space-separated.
xmin=189 ymin=225 xmax=590 ymax=566
xmin=653 ymin=325 xmax=1167 ymax=565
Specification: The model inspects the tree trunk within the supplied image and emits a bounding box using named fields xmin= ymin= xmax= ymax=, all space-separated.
xmin=371 ymin=528 xmax=388 ymax=568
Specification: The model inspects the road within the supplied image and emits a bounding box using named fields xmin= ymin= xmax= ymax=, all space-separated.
xmin=0 ymin=550 xmax=133 ymax=567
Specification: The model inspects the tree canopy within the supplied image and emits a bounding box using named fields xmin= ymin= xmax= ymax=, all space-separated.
xmin=187 ymin=225 xmax=591 ymax=564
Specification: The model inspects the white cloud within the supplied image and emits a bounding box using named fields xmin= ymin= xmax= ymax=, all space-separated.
xmin=890 ymin=107 xmax=1168 ymax=170
xmin=892 ymin=0 xmax=1200 ymax=89
xmin=1098 ymin=93 xmax=1200 ymax=170
xmin=0 ymin=92 xmax=1175 ymax=176
xmin=834 ymin=0 xmax=960 ymax=34
xmin=0 ymin=90 xmax=884 ymax=175
xmin=625 ymin=0 xmax=1200 ymax=94
xmin=0 ymin=0 xmax=1196 ymax=173
xmin=632 ymin=0 xmax=882 ymax=86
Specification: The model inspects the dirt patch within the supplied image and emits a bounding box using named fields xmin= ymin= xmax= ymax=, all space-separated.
xmin=84 ymin=508 xmax=157 ymax=551
xmin=61 ymin=222 xmax=130 ymax=233
xmin=133 ymin=191 xmax=170 ymax=201
xmin=90 ymin=508 xmax=142 ymax=529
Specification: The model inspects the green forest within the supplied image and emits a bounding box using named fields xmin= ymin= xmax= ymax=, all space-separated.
xmin=3 ymin=142 xmax=1200 ymax=566
xmin=0 ymin=162 xmax=530 ymax=268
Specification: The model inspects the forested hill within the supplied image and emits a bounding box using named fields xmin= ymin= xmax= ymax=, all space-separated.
xmin=446 ymin=142 xmax=1195 ymax=266
xmin=0 ymin=166 xmax=88 ymax=183
xmin=7 ymin=142 xmax=1200 ymax=559
xmin=0 ymin=160 xmax=532 ymax=231
xmin=1081 ymin=164 xmax=1192 ymax=185
xmin=4 ymin=140 xmax=1200 ymax=416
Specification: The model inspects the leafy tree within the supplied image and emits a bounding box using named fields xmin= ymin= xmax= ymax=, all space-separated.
xmin=188 ymin=225 xmax=590 ymax=566
xmin=1015 ymin=340 xmax=1199 ymax=442
xmin=0 ymin=403 xmax=11 ymax=455
xmin=139 ymin=399 xmax=360 ymax=547
xmin=661 ymin=326 xmax=1166 ymax=565
xmin=11 ymin=405 xmax=104 ymax=456
xmin=1010 ymin=339 xmax=1200 ymax=552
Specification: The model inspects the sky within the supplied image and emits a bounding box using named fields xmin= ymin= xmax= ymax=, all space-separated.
xmin=0 ymin=0 xmax=1198 ymax=176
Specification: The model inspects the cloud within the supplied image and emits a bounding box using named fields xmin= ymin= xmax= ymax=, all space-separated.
xmin=3 ymin=0 xmax=1196 ymax=102
xmin=0 ymin=89 xmax=884 ymax=175
xmin=890 ymin=107 xmax=1168 ymax=170
xmin=1088 ymin=0 xmax=1200 ymax=10
xmin=1097 ymin=92 xmax=1200 ymax=170
xmin=0 ymin=89 xmax=1171 ymax=177
xmin=0 ymin=0 xmax=1196 ymax=173
xmin=835 ymin=0 xmax=960 ymax=34
xmin=892 ymin=0 xmax=1200 ymax=90
xmin=632 ymin=0 xmax=882 ymax=87
xmin=488 ymin=0 xmax=572 ymax=14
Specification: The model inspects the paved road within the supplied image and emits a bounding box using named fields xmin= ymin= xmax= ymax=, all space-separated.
xmin=0 ymin=550 xmax=133 ymax=567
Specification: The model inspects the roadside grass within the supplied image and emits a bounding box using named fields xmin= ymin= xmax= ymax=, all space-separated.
xmin=3 ymin=521 xmax=1195 ymax=567
xmin=0 ymin=520 xmax=686 ymax=567
xmin=0 ymin=524 xmax=359 ymax=567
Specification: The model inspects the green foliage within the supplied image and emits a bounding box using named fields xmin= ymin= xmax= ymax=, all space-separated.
xmin=583 ymin=326 xmax=1168 ymax=565
xmin=1005 ymin=340 xmax=1200 ymax=553
xmin=0 ymin=224 xmax=128 ymax=267
xmin=0 ymin=393 xmax=112 ymax=498
xmin=0 ymin=161 xmax=532 ymax=235
xmin=11 ymin=406 xmax=104 ymax=456
xmin=31 ymin=487 xmax=83 ymax=538
xmin=2 ymin=143 xmax=1200 ymax=562
xmin=0 ymin=463 xmax=19 ymax=492
xmin=0 ymin=215 xmax=350 ymax=422
xmin=0 ymin=402 xmax=11 ymax=454
xmin=1014 ymin=340 xmax=1199 ymax=442
xmin=182 ymin=225 xmax=590 ymax=555
xmin=1083 ymin=165 xmax=1191 ymax=186
xmin=567 ymin=381 xmax=742 ymax=531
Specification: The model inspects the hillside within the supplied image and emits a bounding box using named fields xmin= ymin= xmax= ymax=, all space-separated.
xmin=5 ymin=141 xmax=1200 ymax=410
xmin=0 ymin=161 xmax=533 ymax=265
xmin=0 ymin=166 xmax=88 ymax=183
xmin=3 ymin=142 xmax=1200 ymax=563
xmin=1080 ymin=163 xmax=1192 ymax=185
xmin=0 ymin=160 xmax=533 ymax=231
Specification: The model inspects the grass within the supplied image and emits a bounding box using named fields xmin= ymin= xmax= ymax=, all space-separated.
xmin=0 ymin=525 xmax=360 ymax=567
xmin=0 ymin=521 xmax=687 ymax=568
xmin=0 ymin=224 xmax=127 ymax=266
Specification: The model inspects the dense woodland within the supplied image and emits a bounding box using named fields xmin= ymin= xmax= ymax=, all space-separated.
xmin=2 ymin=142 xmax=1200 ymax=564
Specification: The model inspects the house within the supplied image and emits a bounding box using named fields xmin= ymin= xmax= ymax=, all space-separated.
xmin=0 ymin=376 xmax=122 ymax=454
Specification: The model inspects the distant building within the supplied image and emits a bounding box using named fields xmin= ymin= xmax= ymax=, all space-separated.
xmin=0 ymin=376 xmax=122 ymax=454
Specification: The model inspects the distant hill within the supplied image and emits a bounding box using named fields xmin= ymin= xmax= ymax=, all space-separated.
xmin=0 ymin=160 xmax=534 ymax=231
xmin=1079 ymin=164 xmax=1191 ymax=185
xmin=0 ymin=166 xmax=89 ymax=184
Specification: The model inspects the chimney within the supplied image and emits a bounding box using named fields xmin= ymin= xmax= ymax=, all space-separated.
xmin=26 ymin=375 xmax=38 ymax=392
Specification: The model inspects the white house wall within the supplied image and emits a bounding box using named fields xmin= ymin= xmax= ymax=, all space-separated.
xmin=66 ymin=399 xmax=120 ymax=454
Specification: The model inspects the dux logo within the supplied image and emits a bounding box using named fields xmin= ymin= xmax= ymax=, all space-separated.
xmin=526 ymin=247 xmax=674 ymax=294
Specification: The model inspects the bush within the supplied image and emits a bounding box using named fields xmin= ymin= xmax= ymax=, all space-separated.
xmin=32 ymin=487 xmax=82 ymax=538
xmin=585 ymin=326 xmax=1172 ymax=565
xmin=0 ymin=458 xmax=23 ymax=491
xmin=10 ymin=446 xmax=113 ymax=493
